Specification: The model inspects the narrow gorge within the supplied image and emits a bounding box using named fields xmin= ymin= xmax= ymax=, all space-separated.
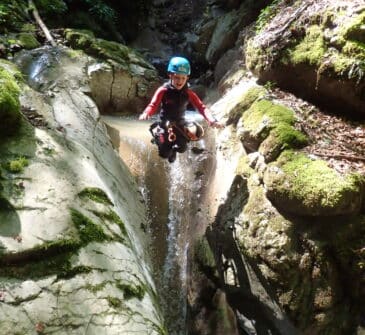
xmin=0 ymin=1 xmax=364 ymax=334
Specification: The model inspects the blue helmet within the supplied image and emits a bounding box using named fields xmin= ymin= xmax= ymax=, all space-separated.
xmin=167 ymin=57 xmax=191 ymax=75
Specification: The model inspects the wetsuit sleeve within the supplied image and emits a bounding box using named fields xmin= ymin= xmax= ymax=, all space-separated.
xmin=187 ymin=89 xmax=217 ymax=124
xmin=143 ymin=86 xmax=167 ymax=116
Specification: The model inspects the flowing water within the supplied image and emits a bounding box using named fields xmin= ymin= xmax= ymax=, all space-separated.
xmin=103 ymin=114 xmax=211 ymax=334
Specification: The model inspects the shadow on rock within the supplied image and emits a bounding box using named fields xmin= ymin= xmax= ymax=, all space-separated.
xmin=0 ymin=198 xmax=21 ymax=237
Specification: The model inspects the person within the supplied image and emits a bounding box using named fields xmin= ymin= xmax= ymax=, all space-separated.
xmin=139 ymin=56 xmax=224 ymax=163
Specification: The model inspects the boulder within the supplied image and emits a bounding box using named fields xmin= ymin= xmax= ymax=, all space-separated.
xmin=245 ymin=1 xmax=365 ymax=118
xmin=263 ymin=151 xmax=364 ymax=216
xmin=64 ymin=29 xmax=160 ymax=115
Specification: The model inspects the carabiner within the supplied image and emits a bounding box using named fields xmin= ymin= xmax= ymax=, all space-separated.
xmin=168 ymin=127 xmax=176 ymax=142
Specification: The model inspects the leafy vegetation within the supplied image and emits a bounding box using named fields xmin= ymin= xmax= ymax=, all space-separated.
xmin=255 ymin=0 xmax=280 ymax=32
xmin=0 ymin=1 xmax=28 ymax=33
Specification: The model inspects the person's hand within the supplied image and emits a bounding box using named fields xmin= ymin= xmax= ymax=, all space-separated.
xmin=139 ymin=111 xmax=149 ymax=120
xmin=210 ymin=120 xmax=225 ymax=129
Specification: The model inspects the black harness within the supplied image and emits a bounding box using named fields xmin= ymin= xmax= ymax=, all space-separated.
xmin=159 ymin=82 xmax=190 ymax=124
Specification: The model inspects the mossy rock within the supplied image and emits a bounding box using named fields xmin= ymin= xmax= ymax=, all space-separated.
xmin=17 ymin=32 xmax=40 ymax=49
xmin=263 ymin=151 xmax=364 ymax=216
xmin=245 ymin=3 xmax=365 ymax=117
xmin=194 ymin=236 xmax=216 ymax=270
xmin=64 ymin=29 xmax=155 ymax=73
xmin=0 ymin=64 xmax=22 ymax=137
xmin=287 ymin=25 xmax=325 ymax=67
xmin=226 ymin=86 xmax=267 ymax=125
xmin=238 ymin=99 xmax=307 ymax=160
xmin=78 ymin=187 xmax=113 ymax=206
xmin=341 ymin=11 xmax=365 ymax=44
xmin=70 ymin=208 xmax=110 ymax=245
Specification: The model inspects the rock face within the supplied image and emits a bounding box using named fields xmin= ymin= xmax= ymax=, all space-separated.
xmin=0 ymin=48 xmax=165 ymax=334
xmin=245 ymin=0 xmax=365 ymax=118
xmin=64 ymin=29 xmax=160 ymax=115
xmin=198 ymin=68 xmax=365 ymax=334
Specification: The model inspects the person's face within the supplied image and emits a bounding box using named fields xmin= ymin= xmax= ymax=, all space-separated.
xmin=169 ymin=73 xmax=188 ymax=90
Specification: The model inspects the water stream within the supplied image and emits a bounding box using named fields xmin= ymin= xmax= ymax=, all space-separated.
xmin=103 ymin=114 xmax=211 ymax=334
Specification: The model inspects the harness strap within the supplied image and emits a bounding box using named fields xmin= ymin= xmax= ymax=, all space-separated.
xmin=167 ymin=122 xmax=191 ymax=141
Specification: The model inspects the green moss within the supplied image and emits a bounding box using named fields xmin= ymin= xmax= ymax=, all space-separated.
xmin=64 ymin=29 xmax=155 ymax=72
xmin=245 ymin=39 xmax=268 ymax=72
xmin=5 ymin=156 xmax=29 ymax=173
xmin=0 ymin=66 xmax=21 ymax=137
xmin=65 ymin=48 xmax=84 ymax=59
xmin=20 ymin=23 xmax=36 ymax=33
xmin=274 ymin=151 xmax=363 ymax=209
xmin=64 ymin=29 xmax=128 ymax=64
xmin=85 ymin=282 xmax=107 ymax=293
xmin=57 ymin=265 xmax=94 ymax=279
xmin=107 ymin=296 xmax=122 ymax=308
xmin=342 ymin=11 xmax=365 ymax=43
xmin=255 ymin=0 xmax=280 ymax=32
xmin=92 ymin=210 xmax=127 ymax=236
xmin=227 ymin=86 xmax=267 ymax=125
xmin=342 ymin=41 xmax=365 ymax=61
xmin=78 ymin=187 xmax=113 ymax=205
xmin=33 ymin=237 xmax=81 ymax=253
xmin=18 ymin=32 xmax=40 ymax=49
xmin=288 ymin=25 xmax=325 ymax=66
xmin=243 ymin=99 xmax=307 ymax=152
xmin=117 ymin=281 xmax=145 ymax=300
xmin=71 ymin=208 xmax=109 ymax=245
xmin=271 ymin=123 xmax=308 ymax=148
xmin=43 ymin=147 xmax=56 ymax=156
xmin=0 ymin=250 xmax=94 ymax=280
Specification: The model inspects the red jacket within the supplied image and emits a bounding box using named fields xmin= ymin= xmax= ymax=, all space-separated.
xmin=143 ymin=82 xmax=216 ymax=124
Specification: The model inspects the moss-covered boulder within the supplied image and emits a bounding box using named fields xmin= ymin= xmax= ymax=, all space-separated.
xmin=64 ymin=29 xmax=159 ymax=115
xmin=226 ymin=86 xmax=267 ymax=125
xmin=246 ymin=1 xmax=365 ymax=118
xmin=17 ymin=32 xmax=40 ymax=50
xmin=223 ymin=152 xmax=365 ymax=334
xmin=263 ymin=151 xmax=364 ymax=216
xmin=0 ymin=61 xmax=22 ymax=137
xmin=237 ymin=99 xmax=307 ymax=162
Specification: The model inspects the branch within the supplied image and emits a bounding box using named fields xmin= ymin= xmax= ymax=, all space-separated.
xmin=311 ymin=151 xmax=365 ymax=162
xmin=28 ymin=0 xmax=56 ymax=47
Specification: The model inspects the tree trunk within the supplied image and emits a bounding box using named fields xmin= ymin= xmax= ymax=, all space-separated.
xmin=28 ymin=0 xmax=56 ymax=47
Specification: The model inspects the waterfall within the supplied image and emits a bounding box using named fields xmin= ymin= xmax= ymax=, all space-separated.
xmin=103 ymin=114 xmax=209 ymax=334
